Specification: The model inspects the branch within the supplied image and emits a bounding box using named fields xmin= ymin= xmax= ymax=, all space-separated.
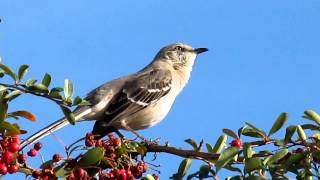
xmin=0 ymin=82 xmax=70 ymax=107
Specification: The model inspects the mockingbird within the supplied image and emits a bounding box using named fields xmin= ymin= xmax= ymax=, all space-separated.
xmin=21 ymin=43 xmax=208 ymax=149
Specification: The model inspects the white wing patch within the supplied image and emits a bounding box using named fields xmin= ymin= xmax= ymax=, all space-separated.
xmin=127 ymin=97 xmax=149 ymax=107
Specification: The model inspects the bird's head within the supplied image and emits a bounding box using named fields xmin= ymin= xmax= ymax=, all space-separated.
xmin=154 ymin=43 xmax=208 ymax=71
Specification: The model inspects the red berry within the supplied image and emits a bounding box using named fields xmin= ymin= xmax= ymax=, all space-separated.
xmin=85 ymin=133 xmax=94 ymax=140
xmin=34 ymin=142 xmax=43 ymax=151
xmin=2 ymin=151 xmax=14 ymax=163
xmin=231 ymin=139 xmax=243 ymax=148
xmin=11 ymin=135 xmax=20 ymax=143
xmin=85 ymin=139 xmax=94 ymax=147
xmin=8 ymin=142 xmax=21 ymax=152
xmin=52 ymin=154 xmax=62 ymax=162
xmin=108 ymin=133 xmax=116 ymax=140
xmin=17 ymin=154 xmax=27 ymax=164
xmin=95 ymin=140 xmax=104 ymax=147
xmin=66 ymin=173 xmax=75 ymax=180
xmin=153 ymin=174 xmax=159 ymax=180
xmin=74 ymin=168 xmax=86 ymax=178
xmin=112 ymin=138 xmax=121 ymax=146
xmin=32 ymin=170 xmax=41 ymax=179
xmin=27 ymin=148 xmax=38 ymax=157
xmin=0 ymin=163 xmax=7 ymax=175
xmin=0 ymin=139 xmax=9 ymax=148
xmin=115 ymin=169 xmax=127 ymax=180
xmin=7 ymin=164 xmax=19 ymax=174
xmin=138 ymin=161 xmax=148 ymax=173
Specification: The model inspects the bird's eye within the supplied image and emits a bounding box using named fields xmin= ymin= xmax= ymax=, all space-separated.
xmin=175 ymin=46 xmax=183 ymax=51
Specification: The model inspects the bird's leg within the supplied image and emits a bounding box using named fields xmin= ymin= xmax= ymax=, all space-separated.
xmin=122 ymin=124 xmax=147 ymax=142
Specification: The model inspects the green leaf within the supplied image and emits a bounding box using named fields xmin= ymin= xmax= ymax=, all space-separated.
xmin=77 ymin=147 xmax=105 ymax=167
xmin=297 ymin=125 xmax=306 ymax=141
xmin=244 ymin=157 xmax=264 ymax=173
xmin=41 ymin=73 xmax=51 ymax=87
xmin=241 ymin=128 xmax=265 ymax=138
xmin=0 ymin=85 xmax=6 ymax=92
xmin=40 ymin=160 xmax=53 ymax=169
xmin=29 ymin=84 xmax=49 ymax=93
xmin=283 ymin=152 xmax=306 ymax=168
xmin=0 ymin=121 xmax=20 ymax=135
xmin=177 ymin=158 xmax=192 ymax=178
xmin=215 ymin=146 xmax=239 ymax=172
xmin=268 ymin=112 xmax=288 ymax=136
xmin=18 ymin=167 xmax=32 ymax=175
xmin=304 ymin=110 xmax=320 ymax=125
xmin=199 ymin=165 xmax=211 ymax=179
xmin=73 ymin=96 xmax=82 ymax=105
xmin=185 ymin=139 xmax=198 ymax=151
xmin=25 ymin=78 xmax=37 ymax=87
xmin=54 ymin=165 xmax=72 ymax=178
xmin=245 ymin=176 xmax=267 ymax=180
xmin=17 ymin=64 xmax=29 ymax=81
xmin=49 ymin=89 xmax=63 ymax=99
xmin=284 ymin=125 xmax=297 ymax=144
xmin=224 ymin=165 xmax=242 ymax=174
xmin=206 ymin=143 xmax=214 ymax=153
xmin=0 ymin=100 xmax=8 ymax=123
xmin=60 ymin=106 xmax=76 ymax=125
xmin=238 ymin=126 xmax=244 ymax=138
xmin=142 ymin=174 xmax=155 ymax=180
xmin=266 ymin=149 xmax=288 ymax=165
xmin=223 ymin=128 xmax=238 ymax=139
xmin=0 ymin=63 xmax=17 ymax=81
xmin=212 ymin=135 xmax=227 ymax=153
xmin=245 ymin=122 xmax=267 ymax=138
xmin=72 ymin=96 xmax=90 ymax=106
xmin=243 ymin=143 xmax=253 ymax=158
xmin=64 ymin=79 xmax=73 ymax=99
xmin=4 ymin=90 xmax=22 ymax=101
xmin=301 ymin=124 xmax=320 ymax=131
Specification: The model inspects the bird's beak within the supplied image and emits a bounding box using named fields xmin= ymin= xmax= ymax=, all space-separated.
xmin=194 ymin=48 xmax=208 ymax=54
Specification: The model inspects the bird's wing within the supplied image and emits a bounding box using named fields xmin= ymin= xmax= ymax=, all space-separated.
xmin=103 ymin=68 xmax=172 ymax=123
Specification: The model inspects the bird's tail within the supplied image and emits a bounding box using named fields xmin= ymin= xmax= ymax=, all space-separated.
xmin=20 ymin=107 xmax=92 ymax=149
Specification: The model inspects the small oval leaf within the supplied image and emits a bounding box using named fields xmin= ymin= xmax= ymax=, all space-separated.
xmin=78 ymin=147 xmax=105 ymax=167
xmin=223 ymin=128 xmax=238 ymax=139
xmin=243 ymin=143 xmax=253 ymax=159
xmin=304 ymin=110 xmax=320 ymax=125
xmin=18 ymin=64 xmax=29 ymax=81
xmin=244 ymin=157 xmax=264 ymax=173
xmin=64 ymin=79 xmax=73 ymax=99
xmin=215 ymin=146 xmax=239 ymax=172
xmin=212 ymin=135 xmax=227 ymax=153
xmin=297 ymin=125 xmax=307 ymax=141
xmin=268 ymin=112 xmax=288 ymax=136
xmin=284 ymin=125 xmax=297 ymax=144
xmin=0 ymin=100 xmax=8 ymax=123
xmin=60 ymin=106 xmax=75 ymax=125
xmin=0 ymin=63 xmax=17 ymax=81
xmin=4 ymin=90 xmax=22 ymax=101
xmin=185 ymin=139 xmax=198 ymax=151
xmin=42 ymin=73 xmax=52 ymax=87
xmin=177 ymin=158 xmax=192 ymax=178
xmin=266 ymin=149 xmax=288 ymax=165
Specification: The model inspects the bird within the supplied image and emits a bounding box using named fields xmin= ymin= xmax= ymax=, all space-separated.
xmin=20 ymin=43 xmax=208 ymax=149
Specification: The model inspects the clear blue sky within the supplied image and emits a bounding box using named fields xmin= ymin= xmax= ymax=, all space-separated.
xmin=1 ymin=1 xmax=320 ymax=179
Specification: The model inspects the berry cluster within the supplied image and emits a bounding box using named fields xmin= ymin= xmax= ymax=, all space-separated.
xmin=0 ymin=135 xmax=28 ymax=175
xmin=64 ymin=133 xmax=151 ymax=180
xmin=27 ymin=133 xmax=156 ymax=179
